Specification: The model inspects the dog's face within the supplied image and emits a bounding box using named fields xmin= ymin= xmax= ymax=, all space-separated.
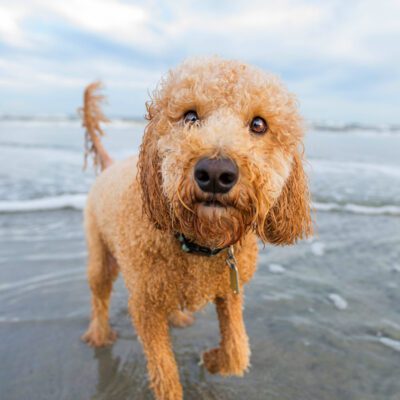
xmin=139 ymin=58 xmax=312 ymax=248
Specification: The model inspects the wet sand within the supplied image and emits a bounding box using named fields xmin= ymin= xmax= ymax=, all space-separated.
xmin=1 ymin=209 xmax=400 ymax=400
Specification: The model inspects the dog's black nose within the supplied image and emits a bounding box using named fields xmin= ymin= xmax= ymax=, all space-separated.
xmin=194 ymin=158 xmax=238 ymax=194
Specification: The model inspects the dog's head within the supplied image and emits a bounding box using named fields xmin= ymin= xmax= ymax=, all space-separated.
xmin=138 ymin=57 xmax=312 ymax=248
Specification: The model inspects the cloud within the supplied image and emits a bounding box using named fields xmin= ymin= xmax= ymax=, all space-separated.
xmin=0 ymin=0 xmax=399 ymax=122
xmin=0 ymin=56 xmax=162 ymax=90
xmin=0 ymin=4 xmax=29 ymax=47
xmin=40 ymin=0 xmax=161 ymax=50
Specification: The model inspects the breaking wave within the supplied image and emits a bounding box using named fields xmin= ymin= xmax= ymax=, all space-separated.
xmin=0 ymin=194 xmax=87 ymax=212
xmin=313 ymin=202 xmax=400 ymax=216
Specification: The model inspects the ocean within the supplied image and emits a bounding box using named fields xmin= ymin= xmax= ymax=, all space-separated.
xmin=1 ymin=119 xmax=400 ymax=215
xmin=1 ymin=118 xmax=399 ymax=399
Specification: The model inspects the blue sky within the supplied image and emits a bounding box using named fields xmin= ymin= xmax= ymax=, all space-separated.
xmin=0 ymin=0 xmax=399 ymax=123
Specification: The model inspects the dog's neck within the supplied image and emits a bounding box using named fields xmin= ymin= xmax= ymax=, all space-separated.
xmin=175 ymin=233 xmax=240 ymax=294
xmin=175 ymin=233 xmax=228 ymax=257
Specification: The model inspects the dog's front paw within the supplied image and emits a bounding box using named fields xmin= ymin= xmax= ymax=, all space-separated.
xmin=81 ymin=320 xmax=117 ymax=347
xmin=202 ymin=347 xmax=249 ymax=376
xmin=202 ymin=347 xmax=223 ymax=374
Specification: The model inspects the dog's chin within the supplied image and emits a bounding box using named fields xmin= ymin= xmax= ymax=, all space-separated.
xmin=196 ymin=201 xmax=230 ymax=219
xmin=183 ymin=202 xmax=245 ymax=248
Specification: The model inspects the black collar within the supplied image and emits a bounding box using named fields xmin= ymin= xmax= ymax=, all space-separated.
xmin=175 ymin=233 xmax=228 ymax=257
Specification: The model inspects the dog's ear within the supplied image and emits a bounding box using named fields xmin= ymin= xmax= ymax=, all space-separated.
xmin=137 ymin=106 xmax=170 ymax=230
xmin=262 ymin=151 xmax=313 ymax=245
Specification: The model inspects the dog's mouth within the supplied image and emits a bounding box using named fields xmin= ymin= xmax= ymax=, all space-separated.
xmin=201 ymin=199 xmax=224 ymax=208
xmin=195 ymin=195 xmax=232 ymax=208
xmin=194 ymin=196 xmax=236 ymax=215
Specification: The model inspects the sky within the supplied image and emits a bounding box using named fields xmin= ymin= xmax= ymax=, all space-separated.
xmin=0 ymin=0 xmax=399 ymax=123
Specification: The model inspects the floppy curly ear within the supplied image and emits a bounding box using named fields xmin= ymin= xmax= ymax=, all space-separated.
xmin=137 ymin=113 xmax=170 ymax=230
xmin=263 ymin=151 xmax=313 ymax=245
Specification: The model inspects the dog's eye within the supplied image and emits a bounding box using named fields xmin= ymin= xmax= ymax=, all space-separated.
xmin=183 ymin=110 xmax=199 ymax=125
xmin=250 ymin=117 xmax=268 ymax=135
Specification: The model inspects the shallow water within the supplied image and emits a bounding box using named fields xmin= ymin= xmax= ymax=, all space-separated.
xmin=1 ymin=120 xmax=400 ymax=399
xmin=1 ymin=210 xmax=400 ymax=400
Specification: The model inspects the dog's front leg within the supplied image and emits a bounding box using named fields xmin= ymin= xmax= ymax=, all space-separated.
xmin=203 ymin=293 xmax=250 ymax=376
xmin=130 ymin=297 xmax=183 ymax=400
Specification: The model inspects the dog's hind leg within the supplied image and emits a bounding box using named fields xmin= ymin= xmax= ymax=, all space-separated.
xmin=168 ymin=310 xmax=195 ymax=328
xmin=81 ymin=212 xmax=118 ymax=347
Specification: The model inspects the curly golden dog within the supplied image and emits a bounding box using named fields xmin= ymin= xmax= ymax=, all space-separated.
xmin=80 ymin=57 xmax=312 ymax=400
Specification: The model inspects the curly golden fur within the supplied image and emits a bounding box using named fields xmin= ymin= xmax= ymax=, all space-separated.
xmin=81 ymin=57 xmax=312 ymax=400
xmin=78 ymin=81 xmax=113 ymax=171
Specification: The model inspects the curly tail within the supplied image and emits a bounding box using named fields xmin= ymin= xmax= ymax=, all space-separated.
xmin=78 ymin=81 xmax=113 ymax=172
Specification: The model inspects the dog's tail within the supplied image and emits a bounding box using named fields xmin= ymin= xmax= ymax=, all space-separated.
xmin=78 ymin=81 xmax=113 ymax=172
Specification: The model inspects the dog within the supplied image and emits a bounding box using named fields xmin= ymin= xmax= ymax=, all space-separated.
xmin=80 ymin=57 xmax=312 ymax=400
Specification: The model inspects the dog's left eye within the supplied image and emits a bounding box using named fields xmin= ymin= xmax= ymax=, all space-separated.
xmin=183 ymin=110 xmax=199 ymax=125
xmin=250 ymin=117 xmax=268 ymax=135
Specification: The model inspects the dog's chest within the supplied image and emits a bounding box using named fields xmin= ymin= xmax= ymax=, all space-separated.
xmin=172 ymin=256 xmax=228 ymax=311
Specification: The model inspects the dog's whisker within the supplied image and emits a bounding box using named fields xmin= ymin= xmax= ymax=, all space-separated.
xmin=176 ymin=186 xmax=195 ymax=214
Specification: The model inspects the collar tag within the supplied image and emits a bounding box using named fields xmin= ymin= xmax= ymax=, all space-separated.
xmin=226 ymin=246 xmax=240 ymax=294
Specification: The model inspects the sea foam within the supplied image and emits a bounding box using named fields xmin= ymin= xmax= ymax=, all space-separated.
xmin=268 ymin=264 xmax=286 ymax=274
xmin=0 ymin=194 xmax=87 ymax=212
xmin=379 ymin=337 xmax=400 ymax=352
xmin=328 ymin=293 xmax=348 ymax=310
xmin=314 ymin=202 xmax=400 ymax=216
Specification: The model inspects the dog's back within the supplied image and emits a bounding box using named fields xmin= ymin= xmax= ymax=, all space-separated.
xmin=84 ymin=156 xmax=141 ymax=257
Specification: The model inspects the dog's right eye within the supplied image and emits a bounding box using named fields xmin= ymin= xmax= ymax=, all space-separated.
xmin=183 ymin=110 xmax=199 ymax=125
